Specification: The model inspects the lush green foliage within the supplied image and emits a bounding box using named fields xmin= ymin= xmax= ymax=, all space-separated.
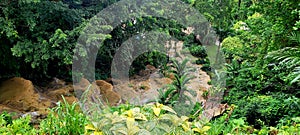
xmin=0 ymin=0 xmax=299 ymax=134
xmin=39 ymin=96 xmax=88 ymax=134
xmin=218 ymin=0 xmax=300 ymax=129
xmin=0 ymin=112 xmax=37 ymax=134
xmin=266 ymin=32 xmax=300 ymax=84
xmin=0 ymin=97 xmax=88 ymax=135
xmin=96 ymin=16 xmax=200 ymax=79
xmin=184 ymin=0 xmax=300 ymax=130
xmin=1 ymin=102 xmax=299 ymax=135
xmin=0 ymin=0 xmax=87 ymax=80
xmin=157 ymin=58 xmax=197 ymax=116
xmin=189 ymin=45 xmax=207 ymax=58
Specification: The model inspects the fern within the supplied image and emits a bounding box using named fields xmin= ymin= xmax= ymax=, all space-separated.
xmin=266 ymin=32 xmax=300 ymax=84
xmin=292 ymin=67 xmax=300 ymax=83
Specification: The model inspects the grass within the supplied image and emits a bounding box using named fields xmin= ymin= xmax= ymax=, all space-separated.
xmin=39 ymin=96 xmax=88 ymax=134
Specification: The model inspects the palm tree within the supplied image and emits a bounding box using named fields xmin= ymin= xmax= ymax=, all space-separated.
xmin=158 ymin=58 xmax=195 ymax=105
xmin=171 ymin=59 xmax=196 ymax=101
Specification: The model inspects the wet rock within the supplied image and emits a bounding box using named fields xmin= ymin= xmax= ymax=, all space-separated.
xmin=73 ymin=78 xmax=91 ymax=99
xmin=21 ymin=111 xmax=39 ymax=118
xmin=46 ymin=85 xmax=78 ymax=104
xmin=0 ymin=77 xmax=51 ymax=114
xmin=47 ymin=77 xmax=67 ymax=90
xmin=138 ymin=65 xmax=157 ymax=77
xmin=95 ymin=80 xmax=121 ymax=106
xmin=74 ymin=78 xmax=121 ymax=106
xmin=0 ymin=77 xmax=81 ymax=122
xmin=199 ymin=103 xmax=229 ymax=121
xmin=0 ymin=104 xmax=21 ymax=116
xmin=113 ymin=70 xmax=174 ymax=105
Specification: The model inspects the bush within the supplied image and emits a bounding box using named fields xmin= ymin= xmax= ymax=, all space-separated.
xmin=221 ymin=36 xmax=246 ymax=61
xmin=226 ymin=92 xmax=300 ymax=128
xmin=201 ymin=63 xmax=211 ymax=72
xmin=195 ymin=57 xmax=210 ymax=65
xmin=0 ymin=101 xmax=299 ymax=135
xmin=189 ymin=45 xmax=207 ymax=58
xmin=0 ymin=112 xmax=37 ymax=134
xmin=208 ymin=108 xmax=300 ymax=135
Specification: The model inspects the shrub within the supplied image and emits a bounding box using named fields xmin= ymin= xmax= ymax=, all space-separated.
xmin=200 ymin=63 xmax=211 ymax=72
xmin=226 ymin=93 xmax=300 ymax=128
xmin=221 ymin=36 xmax=245 ymax=61
xmin=0 ymin=112 xmax=37 ymax=134
xmin=189 ymin=45 xmax=207 ymax=58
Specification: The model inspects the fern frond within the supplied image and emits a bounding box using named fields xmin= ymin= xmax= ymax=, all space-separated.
xmin=266 ymin=46 xmax=300 ymax=84
xmin=291 ymin=67 xmax=300 ymax=84
xmin=288 ymin=32 xmax=300 ymax=44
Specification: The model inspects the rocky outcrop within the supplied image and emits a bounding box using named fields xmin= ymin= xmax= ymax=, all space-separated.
xmin=74 ymin=78 xmax=121 ymax=107
xmin=0 ymin=77 xmax=122 ymax=121
xmin=95 ymin=80 xmax=121 ymax=106
xmin=0 ymin=77 xmax=51 ymax=118
xmin=46 ymin=85 xmax=78 ymax=105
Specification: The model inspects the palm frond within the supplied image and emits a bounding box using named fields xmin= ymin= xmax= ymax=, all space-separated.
xmin=266 ymin=46 xmax=300 ymax=84
xmin=291 ymin=67 xmax=300 ymax=84
xmin=288 ymin=32 xmax=300 ymax=44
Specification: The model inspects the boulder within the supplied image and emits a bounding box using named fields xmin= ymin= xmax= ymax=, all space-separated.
xmin=74 ymin=78 xmax=121 ymax=107
xmin=0 ymin=77 xmax=51 ymax=115
xmin=95 ymin=80 xmax=121 ymax=106
xmin=46 ymin=85 xmax=78 ymax=104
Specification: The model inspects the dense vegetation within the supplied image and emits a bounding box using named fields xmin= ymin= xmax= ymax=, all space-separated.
xmin=1 ymin=98 xmax=299 ymax=134
xmin=0 ymin=0 xmax=299 ymax=134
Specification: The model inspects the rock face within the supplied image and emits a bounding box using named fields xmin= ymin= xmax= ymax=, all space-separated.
xmin=0 ymin=77 xmax=123 ymax=120
xmin=95 ymin=80 xmax=121 ymax=106
xmin=0 ymin=77 xmax=51 ymax=116
xmin=73 ymin=78 xmax=121 ymax=107
xmin=46 ymin=84 xmax=78 ymax=105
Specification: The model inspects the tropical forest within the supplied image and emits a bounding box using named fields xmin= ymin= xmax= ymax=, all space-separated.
xmin=0 ymin=0 xmax=299 ymax=134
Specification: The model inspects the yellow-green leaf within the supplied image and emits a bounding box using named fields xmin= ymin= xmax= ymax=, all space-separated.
xmin=192 ymin=128 xmax=202 ymax=133
xmin=85 ymin=124 xmax=96 ymax=131
xmin=128 ymin=126 xmax=140 ymax=135
xmin=135 ymin=113 xmax=148 ymax=121
xmin=181 ymin=122 xmax=191 ymax=131
xmin=202 ymin=126 xmax=211 ymax=132
xmin=153 ymin=107 xmax=161 ymax=116
xmin=156 ymin=102 xmax=164 ymax=108
xmin=126 ymin=110 xmax=134 ymax=118
xmin=181 ymin=116 xmax=189 ymax=121
xmin=126 ymin=117 xmax=135 ymax=128
xmin=93 ymin=131 xmax=103 ymax=135
xmin=162 ymin=105 xmax=177 ymax=114
xmin=192 ymin=126 xmax=211 ymax=133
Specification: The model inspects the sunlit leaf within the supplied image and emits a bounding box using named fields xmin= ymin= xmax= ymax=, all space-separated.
xmin=126 ymin=117 xmax=135 ymax=128
xmin=162 ymin=105 xmax=177 ymax=114
xmin=181 ymin=121 xmax=191 ymax=131
xmin=153 ymin=107 xmax=161 ymax=116
xmin=180 ymin=116 xmax=189 ymax=121
xmin=85 ymin=124 xmax=96 ymax=131
xmin=202 ymin=126 xmax=211 ymax=132
xmin=93 ymin=131 xmax=103 ymax=135
xmin=134 ymin=113 xmax=148 ymax=121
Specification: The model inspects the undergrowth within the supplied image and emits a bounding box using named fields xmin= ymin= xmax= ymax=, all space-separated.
xmin=0 ymin=99 xmax=299 ymax=135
